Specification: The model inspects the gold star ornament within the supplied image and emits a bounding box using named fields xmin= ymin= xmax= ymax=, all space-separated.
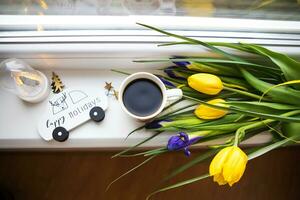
xmin=104 ymin=82 xmax=113 ymax=91
xmin=113 ymin=90 xmax=119 ymax=100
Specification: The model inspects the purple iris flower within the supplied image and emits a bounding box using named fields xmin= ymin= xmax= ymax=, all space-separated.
xmin=145 ymin=119 xmax=171 ymax=129
xmin=173 ymin=61 xmax=190 ymax=68
xmin=164 ymin=66 xmax=186 ymax=80
xmin=171 ymin=56 xmax=190 ymax=68
xmin=156 ymin=75 xmax=176 ymax=88
xmin=167 ymin=132 xmax=201 ymax=156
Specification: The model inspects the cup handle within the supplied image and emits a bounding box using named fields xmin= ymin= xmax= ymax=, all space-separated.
xmin=166 ymin=88 xmax=183 ymax=101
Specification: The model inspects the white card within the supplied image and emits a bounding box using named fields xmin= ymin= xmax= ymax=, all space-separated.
xmin=38 ymin=88 xmax=108 ymax=141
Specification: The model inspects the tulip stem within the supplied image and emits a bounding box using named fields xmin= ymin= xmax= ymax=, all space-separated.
xmin=223 ymin=86 xmax=264 ymax=100
xmin=233 ymin=119 xmax=273 ymax=146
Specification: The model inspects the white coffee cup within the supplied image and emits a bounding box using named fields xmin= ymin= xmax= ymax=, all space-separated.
xmin=119 ymin=72 xmax=183 ymax=121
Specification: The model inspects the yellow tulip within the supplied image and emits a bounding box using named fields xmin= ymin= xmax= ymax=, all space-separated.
xmin=194 ymin=99 xmax=228 ymax=120
xmin=209 ymin=146 xmax=248 ymax=186
xmin=188 ymin=73 xmax=223 ymax=95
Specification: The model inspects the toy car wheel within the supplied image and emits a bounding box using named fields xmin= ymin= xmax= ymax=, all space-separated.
xmin=89 ymin=106 xmax=105 ymax=122
xmin=52 ymin=127 xmax=69 ymax=142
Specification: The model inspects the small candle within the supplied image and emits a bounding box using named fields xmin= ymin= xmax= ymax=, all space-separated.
xmin=0 ymin=58 xmax=50 ymax=103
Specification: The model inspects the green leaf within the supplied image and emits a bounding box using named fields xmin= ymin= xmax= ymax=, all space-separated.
xmin=162 ymin=98 xmax=184 ymax=111
xmin=183 ymin=95 xmax=300 ymax=122
xmin=158 ymin=41 xmax=299 ymax=86
xmin=220 ymin=76 xmax=254 ymax=90
xmin=281 ymin=121 xmax=300 ymax=138
xmin=160 ymin=117 xmax=205 ymax=128
xmin=156 ymin=74 xmax=186 ymax=85
xmin=225 ymin=102 xmax=297 ymax=117
xmin=187 ymin=122 xmax=253 ymax=132
xmin=112 ymin=131 xmax=162 ymax=158
xmin=144 ymin=148 xmax=169 ymax=156
xmin=110 ymin=69 xmax=131 ymax=76
xmin=226 ymin=101 xmax=300 ymax=111
xmin=194 ymin=114 xmax=244 ymax=126
xmin=250 ymin=0 xmax=276 ymax=10
xmin=159 ymin=41 xmax=255 ymax=54
xmin=228 ymin=107 xmax=300 ymax=123
xmin=158 ymin=41 xmax=197 ymax=47
xmin=106 ymin=155 xmax=156 ymax=191
xmin=240 ymin=68 xmax=300 ymax=105
xmin=172 ymin=58 xmax=280 ymax=72
xmin=223 ymin=86 xmax=265 ymax=100
xmin=240 ymin=43 xmax=300 ymax=89
xmin=164 ymin=149 xmax=218 ymax=181
xmin=146 ymin=173 xmax=210 ymax=200
xmin=125 ymin=125 xmax=145 ymax=140
xmin=119 ymin=147 xmax=167 ymax=157
xmin=182 ymin=86 xmax=239 ymax=101
xmin=207 ymin=42 xmax=258 ymax=53
xmin=164 ymin=110 xmax=195 ymax=120
xmin=248 ymin=136 xmax=298 ymax=160
xmin=156 ymin=103 xmax=198 ymax=120
xmin=136 ymin=23 xmax=244 ymax=62
xmin=187 ymin=62 xmax=241 ymax=77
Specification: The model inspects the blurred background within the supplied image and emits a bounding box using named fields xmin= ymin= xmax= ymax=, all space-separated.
xmin=0 ymin=0 xmax=299 ymax=20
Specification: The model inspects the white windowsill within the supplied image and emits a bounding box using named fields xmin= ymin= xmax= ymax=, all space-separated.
xmin=0 ymin=15 xmax=298 ymax=149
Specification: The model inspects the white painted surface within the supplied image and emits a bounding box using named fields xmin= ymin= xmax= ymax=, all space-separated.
xmin=1 ymin=15 xmax=300 ymax=33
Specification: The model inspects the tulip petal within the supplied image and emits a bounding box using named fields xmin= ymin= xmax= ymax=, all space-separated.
xmin=209 ymin=146 xmax=232 ymax=176
xmin=188 ymin=73 xmax=223 ymax=95
xmin=223 ymin=146 xmax=248 ymax=186
xmin=213 ymin=173 xmax=227 ymax=185
xmin=194 ymin=99 xmax=228 ymax=120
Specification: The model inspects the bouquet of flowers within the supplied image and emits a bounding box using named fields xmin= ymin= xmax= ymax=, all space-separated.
xmin=109 ymin=23 xmax=300 ymax=199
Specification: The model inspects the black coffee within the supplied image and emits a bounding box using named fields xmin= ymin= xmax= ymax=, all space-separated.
xmin=123 ymin=78 xmax=163 ymax=117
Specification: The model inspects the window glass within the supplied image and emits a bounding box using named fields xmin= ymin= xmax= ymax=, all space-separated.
xmin=0 ymin=0 xmax=299 ymax=20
